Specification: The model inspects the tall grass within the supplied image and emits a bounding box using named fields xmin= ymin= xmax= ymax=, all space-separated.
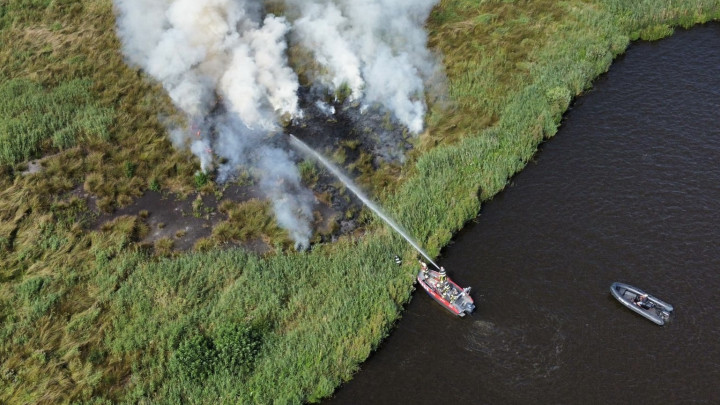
xmin=1 ymin=0 xmax=719 ymax=403
xmin=0 ymin=0 xmax=197 ymax=209
xmin=0 ymin=78 xmax=113 ymax=165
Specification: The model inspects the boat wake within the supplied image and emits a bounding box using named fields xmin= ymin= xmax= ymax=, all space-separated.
xmin=464 ymin=315 xmax=566 ymax=386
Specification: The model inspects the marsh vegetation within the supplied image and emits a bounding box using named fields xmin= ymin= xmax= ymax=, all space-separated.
xmin=1 ymin=0 xmax=718 ymax=403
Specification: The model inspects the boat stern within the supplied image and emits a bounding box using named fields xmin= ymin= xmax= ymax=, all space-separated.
xmin=457 ymin=295 xmax=475 ymax=315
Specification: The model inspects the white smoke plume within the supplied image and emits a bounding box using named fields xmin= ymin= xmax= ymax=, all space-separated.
xmin=112 ymin=0 xmax=441 ymax=248
xmin=285 ymin=0 xmax=440 ymax=133
xmin=113 ymin=0 xmax=313 ymax=248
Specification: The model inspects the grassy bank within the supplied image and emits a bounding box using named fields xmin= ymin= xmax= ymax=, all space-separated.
xmin=2 ymin=0 xmax=719 ymax=403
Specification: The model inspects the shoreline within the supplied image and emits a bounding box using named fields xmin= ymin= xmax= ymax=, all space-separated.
xmin=1 ymin=1 xmax=719 ymax=403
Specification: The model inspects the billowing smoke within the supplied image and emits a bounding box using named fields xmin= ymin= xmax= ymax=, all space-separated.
xmin=112 ymin=0 xmax=440 ymax=248
xmin=286 ymin=0 xmax=440 ymax=133
xmin=113 ymin=0 xmax=313 ymax=248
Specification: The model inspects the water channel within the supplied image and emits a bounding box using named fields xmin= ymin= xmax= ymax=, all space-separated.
xmin=327 ymin=23 xmax=720 ymax=404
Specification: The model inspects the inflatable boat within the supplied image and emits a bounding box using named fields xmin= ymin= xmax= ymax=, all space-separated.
xmin=610 ymin=282 xmax=673 ymax=326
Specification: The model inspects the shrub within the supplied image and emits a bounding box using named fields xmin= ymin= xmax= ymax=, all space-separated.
xmin=335 ymin=81 xmax=352 ymax=103
xmin=194 ymin=171 xmax=208 ymax=188
xmin=214 ymin=322 xmax=263 ymax=375
xmin=172 ymin=334 xmax=216 ymax=382
xmin=171 ymin=323 xmax=263 ymax=382
xmin=149 ymin=177 xmax=161 ymax=192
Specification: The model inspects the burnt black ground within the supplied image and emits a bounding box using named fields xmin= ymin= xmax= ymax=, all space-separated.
xmin=89 ymin=87 xmax=415 ymax=253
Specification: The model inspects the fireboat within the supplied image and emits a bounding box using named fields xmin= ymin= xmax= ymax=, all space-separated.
xmin=417 ymin=261 xmax=475 ymax=317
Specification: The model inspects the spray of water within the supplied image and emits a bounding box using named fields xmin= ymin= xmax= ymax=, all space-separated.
xmin=289 ymin=134 xmax=438 ymax=269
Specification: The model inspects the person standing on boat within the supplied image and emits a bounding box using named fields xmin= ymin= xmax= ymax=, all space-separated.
xmin=438 ymin=267 xmax=447 ymax=284
xmin=420 ymin=261 xmax=429 ymax=278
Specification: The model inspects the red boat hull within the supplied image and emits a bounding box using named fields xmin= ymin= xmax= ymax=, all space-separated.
xmin=417 ymin=268 xmax=475 ymax=317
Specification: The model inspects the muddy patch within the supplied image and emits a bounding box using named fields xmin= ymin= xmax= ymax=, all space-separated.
xmin=92 ymin=190 xmax=221 ymax=251
xmin=88 ymin=183 xmax=355 ymax=254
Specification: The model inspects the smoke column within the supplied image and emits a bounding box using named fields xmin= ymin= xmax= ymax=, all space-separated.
xmin=286 ymin=0 xmax=441 ymax=133
xmin=112 ymin=0 xmax=442 ymax=248
xmin=113 ymin=0 xmax=314 ymax=249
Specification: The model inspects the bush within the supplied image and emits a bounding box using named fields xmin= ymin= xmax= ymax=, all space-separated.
xmin=171 ymin=323 xmax=263 ymax=382
xmin=214 ymin=322 xmax=263 ymax=375
xmin=149 ymin=177 xmax=161 ymax=192
xmin=334 ymin=81 xmax=353 ymax=103
xmin=194 ymin=171 xmax=208 ymax=188
xmin=172 ymin=334 xmax=216 ymax=382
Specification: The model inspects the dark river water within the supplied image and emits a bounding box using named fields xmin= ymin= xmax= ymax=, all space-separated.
xmin=327 ymin=24 xmax=720 ymax=404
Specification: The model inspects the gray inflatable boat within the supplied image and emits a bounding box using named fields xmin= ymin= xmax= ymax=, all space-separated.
xmin=610 ymin=282 xmax=673 ymax=326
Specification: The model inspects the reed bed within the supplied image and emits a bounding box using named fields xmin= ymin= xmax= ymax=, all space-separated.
xmin=1 ymin=0 xmax=719 ymax=403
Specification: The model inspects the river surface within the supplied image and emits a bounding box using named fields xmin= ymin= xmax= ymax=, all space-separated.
xmin=327 ymin=24 xmax=720 ymax=404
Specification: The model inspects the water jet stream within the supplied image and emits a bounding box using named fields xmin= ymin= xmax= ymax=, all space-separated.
xmin=289 ymin=134 xmax=439 ymax=269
